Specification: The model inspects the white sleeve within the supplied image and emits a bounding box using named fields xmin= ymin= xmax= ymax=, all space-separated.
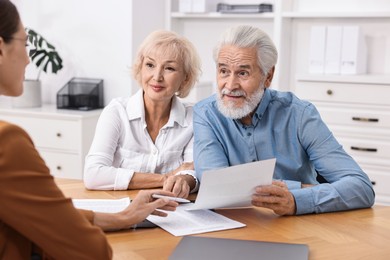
xmin=83 ymin=103 xmax=133 ymax=190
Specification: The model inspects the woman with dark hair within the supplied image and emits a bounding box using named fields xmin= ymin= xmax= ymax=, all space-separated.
xmin=0 ymin=0 xmax=177 ymax=259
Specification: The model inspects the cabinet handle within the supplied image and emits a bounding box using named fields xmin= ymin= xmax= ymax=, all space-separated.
xmin=56 ymin=166 xmax=62 ymax=170
xmin=56 ymin=133 xmax=62 ymax=137
xmin=352 ymin=117 xmax=379 ymax=123
xmin=351 ymin=146 xmax=377 ymax=152
xmin=326 ymin=89 xmax=333 ymax=95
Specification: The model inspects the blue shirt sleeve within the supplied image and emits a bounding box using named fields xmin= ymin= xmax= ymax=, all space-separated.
xmin=193 ymin=100 xmax=230 ymax=181
xmin=292 ymin=104 xmax=375 ymax=214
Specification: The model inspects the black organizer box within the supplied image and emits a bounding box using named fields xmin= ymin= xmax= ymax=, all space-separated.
xmin=57 ymin=77 xmax=104 ymax=111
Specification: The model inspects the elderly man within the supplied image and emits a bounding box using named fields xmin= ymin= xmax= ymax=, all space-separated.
xmin=193 ymin=25 xmax=374 ymax=215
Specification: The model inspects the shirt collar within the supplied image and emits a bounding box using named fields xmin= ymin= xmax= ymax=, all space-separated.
xmin=253 ymin=88 xmax=271 ymax=120
xmin=231 ymin=88 xmax=271 ymax=126
xmin=166 ymin=95 xmax=188 ymax=128
xmin=126 ymin=89 xmax=188 ymax=128
xmin=127 ymin=89 xmax=144 ymax=121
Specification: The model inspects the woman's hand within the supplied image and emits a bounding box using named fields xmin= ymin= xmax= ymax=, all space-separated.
xmin=166 ymin=162 xmax=194 ymax=176
xmin=93 ymin=189 xmax=178 ymax=231
xmin=129 ymin=189 xmax=178 ymax=220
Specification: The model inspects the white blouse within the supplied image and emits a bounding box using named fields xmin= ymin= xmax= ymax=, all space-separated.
xmin=84 ymin=90 xmax=195 ymax=190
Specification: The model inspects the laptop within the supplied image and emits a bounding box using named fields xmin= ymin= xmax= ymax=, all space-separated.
xmin=169 ymin=236 xmax=309 ymax=260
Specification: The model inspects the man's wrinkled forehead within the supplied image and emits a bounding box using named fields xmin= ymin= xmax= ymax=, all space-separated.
xmin=217 ymin=45 xmax=258 ymax=69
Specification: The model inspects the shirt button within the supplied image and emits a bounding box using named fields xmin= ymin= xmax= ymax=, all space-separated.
xmin=153 ymin=149 xmax=158 ymax=155
xmin=247 ymin=132 xmax=252 ymax=136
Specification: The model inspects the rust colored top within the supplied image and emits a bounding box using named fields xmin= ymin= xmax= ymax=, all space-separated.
xmin=0 ymin=121 xmax=112 ymax=259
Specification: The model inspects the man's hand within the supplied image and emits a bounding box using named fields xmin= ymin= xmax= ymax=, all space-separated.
xmin=163 ymin=175 xmax=192 ymax=198
xmin=251 ymin=180 xmax=296 ymax=216
xmin=162 ymin=162 xmax=195 ymax=198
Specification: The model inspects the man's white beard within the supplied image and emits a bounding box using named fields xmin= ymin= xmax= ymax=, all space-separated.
xmin=216 ymin=86 xmax=265 ymax=120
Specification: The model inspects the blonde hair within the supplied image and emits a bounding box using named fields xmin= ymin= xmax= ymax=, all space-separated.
xmin=132 ymin=30 xmax=201 ymax=98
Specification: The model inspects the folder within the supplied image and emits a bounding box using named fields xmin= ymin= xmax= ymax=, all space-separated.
xmin=309 ymin=26 xmax=327 ymax=74
xmin=340 ymin=26 xmax=367 ymax=74
xmin=178 ymin=0 xmax=192 ymax=13
xmin=192 ymin=0 xmax=219 ymax=13
xmin=325 ymin=26 xmax=343 ymax=74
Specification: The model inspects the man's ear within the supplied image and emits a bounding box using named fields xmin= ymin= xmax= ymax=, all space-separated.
xmin=264 ymin=66 xmax=275 ymax=88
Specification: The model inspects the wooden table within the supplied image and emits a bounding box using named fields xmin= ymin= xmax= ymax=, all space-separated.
xmin=55 ymin=178 xmax=390 ymax=260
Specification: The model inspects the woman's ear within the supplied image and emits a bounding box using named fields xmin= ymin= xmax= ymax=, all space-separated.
xmin=180 ymin=74 xmax=190 ymax=90
xmin=264 ymin=66 xmax=275 ymax=88
xmin=0 ymin=37 xmax=4 ymax=65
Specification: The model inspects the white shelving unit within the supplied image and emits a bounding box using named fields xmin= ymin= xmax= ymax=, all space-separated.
xmin=165 ymin=0 xmax=390 ymax=204
xmin=286 ymin=1 xmax=390 ymax=205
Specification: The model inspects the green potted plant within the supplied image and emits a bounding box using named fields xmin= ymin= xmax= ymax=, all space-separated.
xmin=12 ymin=28 xmax=63 ymax=108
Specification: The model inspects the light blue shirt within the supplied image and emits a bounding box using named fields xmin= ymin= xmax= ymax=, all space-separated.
xmin=193 ymin=88 xmax=375 ymax=215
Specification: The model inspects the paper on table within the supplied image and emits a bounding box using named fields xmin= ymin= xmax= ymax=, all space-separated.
xmin=72 ymin=197 xmax=130 ymax=213
xmin=187 ymin=158 xmax=276 ymax=210
xmin=147 ymin=203 xmax=245 ymax=236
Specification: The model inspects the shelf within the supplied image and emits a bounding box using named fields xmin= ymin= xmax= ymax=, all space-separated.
xmin=283 ymin=12 xmax=390 ymax=18
xmin=0 ymin=104 xmax=102 ymax=119
xmin=296 ymin=74 xmax=390 ymax=85
xmin=171 ymin=12 xmax=274 ymax=19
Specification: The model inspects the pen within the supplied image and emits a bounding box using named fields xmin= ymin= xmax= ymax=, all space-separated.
xmin=152 ymin=194 xmax=190 ymax=203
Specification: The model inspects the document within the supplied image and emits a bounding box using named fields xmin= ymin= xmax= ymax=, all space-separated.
xmin=147 ymin=203 xmax=245 ymax=236
xmin=72 ymin=197 xmax=130 ymax=213
xmin=187 ymin=158 xmax=276 ymax=210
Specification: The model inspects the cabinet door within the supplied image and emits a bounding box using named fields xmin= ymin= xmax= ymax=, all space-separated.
xmin=1 ymin=115 xmax=81 ymax=151
xmin=336 ymin=136 xmax=390 ymax=161
xmin=39 ymin=150 xmax=83 ymax=180
xmin=313 ymin=104 xmax=390 ymax=129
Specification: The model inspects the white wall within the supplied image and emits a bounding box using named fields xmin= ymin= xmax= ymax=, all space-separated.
xmin=9 ymin=0 xmax=165 ymax=105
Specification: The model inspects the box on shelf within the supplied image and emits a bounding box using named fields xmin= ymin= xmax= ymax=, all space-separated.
xmin=217 ymin=3 xmax=273 ymax=13
xmin=57 ymin=77 xmax=104 ymax=111
xmin=178 ymin=0 xmax=219 ymax=13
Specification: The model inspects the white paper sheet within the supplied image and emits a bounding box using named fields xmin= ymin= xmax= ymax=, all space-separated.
xmin=147 ymin=203 xmax=245 ymax=236
xmin=187 ymin=158 xmax=276 ymax=210
xmin=72 ymin=197 xmax=130 ymax=213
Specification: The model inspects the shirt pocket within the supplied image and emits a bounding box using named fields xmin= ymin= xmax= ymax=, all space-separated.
xmin=117 ymin=147 xmax=145 ymax=172
xmin=158 ymin=150 xmax=184 ymax=173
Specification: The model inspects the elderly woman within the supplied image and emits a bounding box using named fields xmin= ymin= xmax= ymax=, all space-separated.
xmin=84 ymin=30 xmax=202 ymax=198
xmin=0 ymin=0 xmax=178 ymax=258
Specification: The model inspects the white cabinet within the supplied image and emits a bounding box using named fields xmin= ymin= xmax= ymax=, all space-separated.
xmin=0 ymin=105 xmax=102 ymax=180
xmin=295 ymin=75 xmax=390 ymax=205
